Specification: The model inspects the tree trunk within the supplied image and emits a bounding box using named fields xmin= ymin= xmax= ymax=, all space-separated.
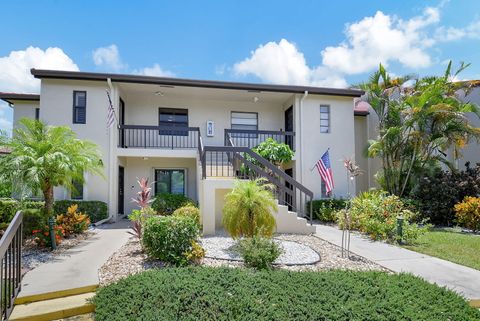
xmin=43 ymin=184 xmax=54 ymax=217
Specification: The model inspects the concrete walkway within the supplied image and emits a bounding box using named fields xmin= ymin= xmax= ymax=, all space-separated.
xmin=315 ymin=224 xmax=480 ymax=300
xmin=20 ymin=220 xmax=131 ymax=296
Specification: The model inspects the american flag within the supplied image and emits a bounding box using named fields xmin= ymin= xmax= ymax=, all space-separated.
xmin=106 ymin=90 xmax=116 ymax=129
xmin=314 ymin=149 xmax=334 ymax=194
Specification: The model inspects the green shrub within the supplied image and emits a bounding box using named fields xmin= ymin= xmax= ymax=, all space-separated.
xmin=0 ymin=181 xmax=11 ymax=198
xmin=23 ymin=208 xmax=49 ymax=237
xmin=151 ymin=193 xmax=195 ymax=215
xmin=93 ymin=268 xmax=480 ymax=321
xmin=21 ymin=200 xmax=45 ymax=210
xmin=53 ymin=200 xmax=107 ymax=223
xmin=237 ymin=236 xmax=282 ymax=270
xmin=0 ymin=198 xmax=19 ymax=223
xmin=454 ymin=196 xmax=480 ymax=232
xmin=142 ymin=215 xmax=201 ymax=266
xmin=172 ymin=205 xmax=200 ymax=223
xmin=411 ymin=162 xmax=480 ymax=226
xmin=338 ymin=190 xmax=428 ymax=244
xmin=307 ymin=199 xmax=347 ymax=222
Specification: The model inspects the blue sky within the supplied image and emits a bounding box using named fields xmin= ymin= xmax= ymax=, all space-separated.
xmin=1 ymin=0 xmax=479 ymax=132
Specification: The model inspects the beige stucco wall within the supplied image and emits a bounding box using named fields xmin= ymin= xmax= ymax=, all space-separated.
xmin=354 ymin=116 xmax=369 ymax=193
xmin=295 ymin=94 xmax=357 ymax=199
xmin=457 ymin=87 xmax=480 ymax=169
xmin=39 ymin=79 xmax=112 ymax=207
xmin=121 ymin=156 xmax=197 ymax=215
xmin=12 ymin=101 xmax=39 ymax=129
xmin=120 ymin=91 xmax=285 ymax=146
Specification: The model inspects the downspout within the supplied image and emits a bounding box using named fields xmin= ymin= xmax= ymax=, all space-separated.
xmin=96 ymin=78 xmax=116 ymax=225
xmin=299 ymin=91 xmax=308 ymax=185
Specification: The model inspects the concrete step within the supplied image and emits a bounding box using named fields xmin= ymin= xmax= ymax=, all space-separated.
xmin=10 ymin=292 xmax=95 ymax=321
xmin=15 ymin=284 xmax=98 ymax=305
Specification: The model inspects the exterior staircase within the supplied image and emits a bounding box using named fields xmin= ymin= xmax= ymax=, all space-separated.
xmin=10 ymin=285 xmax=97 ymax=321
xmin=198 ymin=130 xmax=315 ymax=235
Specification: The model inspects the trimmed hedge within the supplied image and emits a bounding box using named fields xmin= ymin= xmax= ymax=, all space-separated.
xmin=93 ymin=267 xmax=480 ymax=321
xmin=0 ymin=199 xmax=19 ymax=223
xmin=152 ymin=193 xmax=195 ymax=215
xmin=54 ymin=200 xmax=107 ymax=223
xmin=307 ymin=199 xmax=347 ymax=222
xmin=22 ymin=209 xmax=49 ymax=237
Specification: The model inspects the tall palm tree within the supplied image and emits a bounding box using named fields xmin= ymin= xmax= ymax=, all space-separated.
xmin=0 ymin=118 xmax=103 ymax=217
xmin=360 ymin=62 xmax=480 ymax=196
xmin=222 ymin=178 xmax=277 ymax=238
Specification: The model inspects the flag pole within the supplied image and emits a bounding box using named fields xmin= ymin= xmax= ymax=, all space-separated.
xmin=106 ymin=78 xmax=120 ymax=129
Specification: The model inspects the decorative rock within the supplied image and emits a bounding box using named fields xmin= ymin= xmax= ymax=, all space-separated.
xmin=201 ymin=236 xmax=320 ymax=265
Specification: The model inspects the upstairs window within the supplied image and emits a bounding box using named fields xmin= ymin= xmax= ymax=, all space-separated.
xmin=231 ymin=112 xmax=258 ymax=137
xmin=71 ymin=178 xmax=84 ymax=200
xmin=159 ymin=108 xmax=188 ymax=135
xmin=73 ymin=91 xmax=87 ymax=124
xmin=320 ymin=105 xmax=330 ymax=133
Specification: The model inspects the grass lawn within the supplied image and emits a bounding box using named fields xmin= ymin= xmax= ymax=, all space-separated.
xmin=403 ymin=228 xmax=480 ymax=271
xmin=93 ymin=267 xmax=480 ymax=321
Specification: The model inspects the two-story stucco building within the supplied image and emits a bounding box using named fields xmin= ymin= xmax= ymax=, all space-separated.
xmin=1 ymin=69 xmax=372 ymax=235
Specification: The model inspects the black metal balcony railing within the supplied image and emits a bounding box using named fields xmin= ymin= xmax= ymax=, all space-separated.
xmin=118 ymin=125 xmax=200 ymax=149
xmin=0 ymin=211 xmax=23 ymax=320
xmin=224 ymin=129 xmax=295 ymax=150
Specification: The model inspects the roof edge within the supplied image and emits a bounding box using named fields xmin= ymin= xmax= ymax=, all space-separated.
xmin=31 ymin=69 xmax=364 ymax=97
xmin=0 ymin=92 xmax=40 ymax=105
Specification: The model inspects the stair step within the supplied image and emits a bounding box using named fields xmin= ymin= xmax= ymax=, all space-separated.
xmin=15 ymin=284 xmax=98 ymax=305
xmin=10 ymin=292 xmax=95 ymax=321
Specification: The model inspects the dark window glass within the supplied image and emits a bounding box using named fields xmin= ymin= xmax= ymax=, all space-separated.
xmin=231 ymin=112 xmax=258 ymax=137
xmin=159 ymin=108 xmax=188 ymax=136
xmin=71 ymin=179 xmax=84 ymax=200
xmin=73 ymin=91 xmax=87 ymax=124
xmin=154 ymin=169 xmax=185 ymax=195
xmin=320 ymin=105 xmax=330 ymax=133
xmin=35 ymin=108 xmax=40 ymax=120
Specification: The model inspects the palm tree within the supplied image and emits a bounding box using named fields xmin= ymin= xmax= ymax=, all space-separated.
xmin=360 ymin=62 xmax=480 ymax=196
xmin=0 ymin=118 xmax=103 ymax=217
xmin=222 ymin=178 xmax=277 ymax=238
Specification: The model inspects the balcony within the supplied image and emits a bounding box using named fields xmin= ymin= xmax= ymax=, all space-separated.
xmin=224 ymin=129 xmax=295 ymax=150
xmin=118 ymin=125 xmax=201 ymax=149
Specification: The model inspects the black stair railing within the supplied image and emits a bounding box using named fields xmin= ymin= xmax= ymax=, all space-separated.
xmin=0 ymin=211 xmax=23 ymax=320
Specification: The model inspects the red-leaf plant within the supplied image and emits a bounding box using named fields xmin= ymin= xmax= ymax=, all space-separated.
xmin=128 ymin=177 xmax=154 ymax=240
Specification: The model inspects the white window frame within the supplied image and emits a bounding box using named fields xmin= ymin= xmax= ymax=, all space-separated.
xmin=320 ymin=105 xmax=330 ymax=133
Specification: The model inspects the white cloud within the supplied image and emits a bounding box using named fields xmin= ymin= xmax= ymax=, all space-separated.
xmin=435 ymin=19 xmax=480 ymax=41
xmin=92 ymin=44 xmax=126 ymax=71
xmin=321 ymin=7 xmax=439 ymax=74
xmin=133 ymin=63 xmax=175 ymax=77
xmin=233 ymin=39 xmax=347 ymax=88
xmin=0 ymin=46 xmax=79 ymax=132
xmin=0 ymin=46 xmax=79 ymax=93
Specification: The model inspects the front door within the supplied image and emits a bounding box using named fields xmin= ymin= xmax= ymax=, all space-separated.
xmin=118 ymin=166 xmax=125 ymax=215
xmin=284 ymin=106 xmax=293 ymax=149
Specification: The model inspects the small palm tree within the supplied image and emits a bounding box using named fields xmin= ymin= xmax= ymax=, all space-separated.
xmin=222 ymin=178 xmax=277 ymax=238
xmin=0 ymin=118 xmax=103 ymax=218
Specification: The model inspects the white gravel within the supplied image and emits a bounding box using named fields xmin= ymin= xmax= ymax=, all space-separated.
xmin=98 ymin=233 xmax=387 ymax=285
xmin=22 ymin=230 xmax=95 ymax=274
xmin=201 ymin=236 xmax=320 ymax=265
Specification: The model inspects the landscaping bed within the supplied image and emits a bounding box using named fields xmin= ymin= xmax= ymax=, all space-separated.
xmin=98 ymin=234 xmax=386 ymax=285
xmin=403 ymin=227 xmax=480 ymax=271
xmin=93 ymin=267 xmax=480 ymax=321
xmin=22 ymin=230 xmax=94 ymax=273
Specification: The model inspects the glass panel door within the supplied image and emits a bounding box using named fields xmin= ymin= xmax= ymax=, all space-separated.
xmin=154 ymin=169 xmax=185 ymax=195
